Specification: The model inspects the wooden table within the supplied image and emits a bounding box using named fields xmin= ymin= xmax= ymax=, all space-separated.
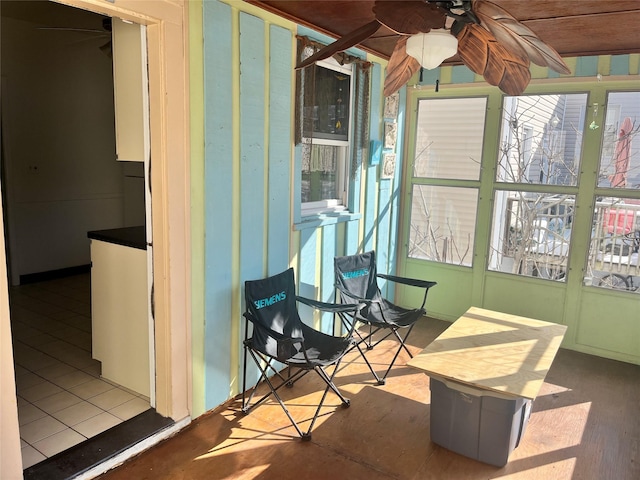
xmin=407 ymin=307 xmax=567 ymax=400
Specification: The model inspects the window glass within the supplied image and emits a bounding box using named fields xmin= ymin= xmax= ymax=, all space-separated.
xmin=301 ymin=144 xmax=345 ymax=203
xmin=298 ymin=57 xmax=353 ymax=215
xmin=408 ymin=185 xmax=478 ymax=266
xmin=489 ymin=192 xmax=575 ymax=281
xmin=302 ymin=65 xmax=351 ymax=141
xmin=414 ymin=97 xmax=485 ymax=180
xmin=586 ymin=197 xmax=640 ymax=291
xmin=597 ymin=91 xmax=640 ymax=189
xmin=497 ymin=94 xmax=587 ymax=186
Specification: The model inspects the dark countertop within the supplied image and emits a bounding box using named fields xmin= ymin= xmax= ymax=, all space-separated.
xmin=87 ymin=226 xmax=147 ymax=250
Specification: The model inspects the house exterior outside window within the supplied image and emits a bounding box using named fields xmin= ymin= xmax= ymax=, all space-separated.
xmin=408 ymin=97 xmax=485 ymax=266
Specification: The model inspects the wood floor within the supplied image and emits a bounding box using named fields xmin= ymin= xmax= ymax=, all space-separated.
xmin=98 ymin=318 xmax=639 ymax=480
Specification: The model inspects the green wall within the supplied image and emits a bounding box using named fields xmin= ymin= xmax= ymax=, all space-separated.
xmin=397 ymin=57 xmax=640 ymax=366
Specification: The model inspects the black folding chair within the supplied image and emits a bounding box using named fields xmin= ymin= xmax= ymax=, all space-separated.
xmin=241 ymin=267 xmax=363 ymax=440
xmin=334 ymin=251 xmax=437 ymax=385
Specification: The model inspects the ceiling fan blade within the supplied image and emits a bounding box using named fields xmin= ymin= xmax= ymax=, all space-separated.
xmin=373 ymin=0 xmax=446 ymax=35
xmin=473 ymin=0 xmax=571 ymax=75
xmin=456 ymin=23 xmax=531 ymax=96
xmin=383 ymin=37 xmax=421 ymax=97
xmin=296 ymin=20 xmax=381 ymax=70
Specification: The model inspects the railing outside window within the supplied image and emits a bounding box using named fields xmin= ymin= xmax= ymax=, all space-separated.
xmin=491 ymin=194 xmax=575 ymax=280
xmin=492 ymin=195 xmax=640 ymax=290
xmin=587 ymin=199 xmax=640 ymax=291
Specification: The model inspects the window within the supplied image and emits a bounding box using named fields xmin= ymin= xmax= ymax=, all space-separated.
xmin=587 ymin=196 xmax=640 ymax=290
xmin=490 ymin=191 xmax=576 ymax=280
xmin=413 ymin=97 xmax=484 ymax=181
xmin=597 ymin=91 xmax=639 ymax=189
xmin=496 ymin=94 xmax=586 ymax=186
xmin=301 ymin=62 xmax=350 ymax=141
xmin=409 ymin=185 xmax=478 ymax=266
xmin=588 ymin=90 xmax=640 ymax=291
xmin=408 ymin=97 xmax=486 ymax=266
xmin=489 ymin=93 xmax=588 ymax=281
xmin=299 ymin=58 xmax=353 ymax=215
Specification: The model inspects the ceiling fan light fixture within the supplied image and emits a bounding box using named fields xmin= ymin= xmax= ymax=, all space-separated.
xmin=405 ymin=29 xmax=458 ymax=70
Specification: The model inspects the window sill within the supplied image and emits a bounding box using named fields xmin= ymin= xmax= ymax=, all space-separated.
xmin=294 ymin=211 xmax=362 ymax=231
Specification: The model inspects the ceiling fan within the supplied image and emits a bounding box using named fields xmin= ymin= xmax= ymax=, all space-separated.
xmin=296 ymin=0 xmax=571 ymax=97
xmin=37 ymin=18 xmax=112 ymax=57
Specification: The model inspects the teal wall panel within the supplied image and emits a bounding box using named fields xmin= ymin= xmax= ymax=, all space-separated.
xmin=451 ymin=65 xmax=475 ymax=84
xmin=421 ymin=68 xmax=440 ymax=88
xmin=238 ymin=13 xmax=267 ymax=387
xmin=320 ymin=224 xmax=336 ymax=333
xmin=575 ymin=56 xmax=599 ymax=76
xmin=344 ymin=219 xmax=360 ymax=255
xmin=363 ymin=164 xmax=377 ymax=253
xmin=377 ymin=179 xmax=392 ymax=296
xmin=239 ymin=12 xmax=266 ymax=285
xmin=610 ymin=54 xmax=631 ymax=76
xmin=292 ymin=143 xmax=303 ymax=223
xmin=298 ymin=228 xmax=318 ymax=323
xmin=203 ymin=0 xmax=234 ymax=410
xmin=548 ymin=68 xmax=561 ymax=79
xmin=268 ymin=25 xmax=293 ymax=276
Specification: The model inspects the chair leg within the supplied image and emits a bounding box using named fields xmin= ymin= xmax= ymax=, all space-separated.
xmin=303 ymin=361 xmax=351 ymax=439
xmin=256 ymin=367 xmax=308 ymax=439
xmin=242 ymin=350 xmax=308 ymax=413
xmin=380 ymin=324 xmax=416 ymax=381
xmin=391 ymin=324 xmax=416 ymax=359
xmin=350 ymin=324 xmax=417 ymax=384
xmin=242 ymin=355 xmax=313 ymax=439
xmin=243 ymin=350 xmax=351 ymax=440
xmin=358 ymin=326 xmax=396 ymax=352
xmin=315 ymin=362 xmax=351 ymax=407
xmin=241 ymin=341 xmax=252 ymax=411
xmin=354 ymin=341 xmax=386 ymax=385
xmin=366 ymin=324 xmax=375 ymax=349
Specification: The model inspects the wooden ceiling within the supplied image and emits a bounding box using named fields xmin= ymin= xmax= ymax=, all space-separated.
xmin=246 ymin=0 xmax=640 ymax=64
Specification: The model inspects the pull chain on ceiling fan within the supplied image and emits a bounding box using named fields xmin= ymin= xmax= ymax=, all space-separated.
xmin=296 ymin=0 xmax=571 ymax=97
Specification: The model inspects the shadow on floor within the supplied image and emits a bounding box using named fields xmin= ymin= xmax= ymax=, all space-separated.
xmin=97 ymin=317 xmax=640 ymax=480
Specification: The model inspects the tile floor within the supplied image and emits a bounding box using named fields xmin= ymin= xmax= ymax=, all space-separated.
xmin=10 ymin=273 xmax=151 ymax=469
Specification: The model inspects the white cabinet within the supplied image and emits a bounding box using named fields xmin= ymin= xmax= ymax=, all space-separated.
xmin=112 ymin=18 xmax=150 ymax=162
xmin=90 ymin=239 xmax=149 ymax=397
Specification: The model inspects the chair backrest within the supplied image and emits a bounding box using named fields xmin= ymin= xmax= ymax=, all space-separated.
xmin=244 ymin=268 xmax=303 ymax=360
xmin=334 ymin=251 xmax=380 ymax=302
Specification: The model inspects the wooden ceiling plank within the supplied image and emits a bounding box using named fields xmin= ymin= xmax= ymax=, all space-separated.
xmin=246 ymin=0 xmax=640 ymax=60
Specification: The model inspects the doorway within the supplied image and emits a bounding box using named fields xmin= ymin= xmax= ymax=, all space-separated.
xmin=1 ymin=0 xmax=153 ymax=469
xmin=0 ymin=0 xmax=190 ymax=477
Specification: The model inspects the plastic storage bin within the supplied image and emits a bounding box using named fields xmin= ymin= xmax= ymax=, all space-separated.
xmin=429 ymin=377 xmax=532 ymax=466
